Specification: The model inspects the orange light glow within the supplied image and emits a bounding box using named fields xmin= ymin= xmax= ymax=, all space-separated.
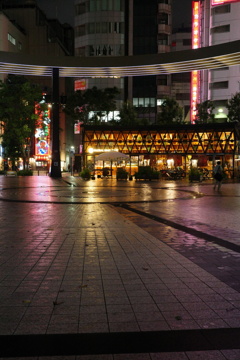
xmin=191 ymin=1 xmax=201 ymax=124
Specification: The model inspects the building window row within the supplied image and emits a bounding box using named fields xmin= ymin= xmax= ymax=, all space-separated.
xmin=76 ymin=22 xmax=124 ymax=36
xmin=75 ymin=0 xmax=124 ymax=15
xmin=133 ymin=98 xmax=156 ymax=107
xmin=210 ymin=81 xmax=229 ymax=89
xmin=211 ymin=24 xmax=230 ymax=34
xmin=211 ymin=4 xmax=230 ymax=15
xmin=75 ymin=44 xmax=124 ymax=56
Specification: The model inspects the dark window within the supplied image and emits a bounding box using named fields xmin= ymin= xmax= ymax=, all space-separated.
xmin=176 ymin=93 xmax=190 ymax=100
xmin=213 ymin=100 xmax=228 ymax=107
xmin=75 ymin=3 xmax=86 ymax=15
xmin=211 ymin=25 xmax=230 ymax=34
xmin=75 ymin=47 xmax=86 ymax=56
xmin=157 ymin=75 xmax=168 ymax=86
xmin=211 ymin=4 xmax=230 ymax=15
xmin=158 ymin=33 xmax=168 ymax=45
xmin=172 ymin=73 xmax=191 ymax=83
xmin=210 ymin=81 xmax=228 ymax=89
xmin=158 ymin=13 xmax=168 ymax=25
xmin=183 ymin=38 xmax=192 ymax=46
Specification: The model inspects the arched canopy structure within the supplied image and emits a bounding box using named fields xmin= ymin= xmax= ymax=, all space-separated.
xmin=0 ymin=40 xmax=240 ymax=77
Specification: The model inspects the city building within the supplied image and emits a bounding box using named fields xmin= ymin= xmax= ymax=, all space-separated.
xmin=0 ymin=10 xmax=28 ymax=164
xmin=0 ymin=0 xmax=74 ymax=171
xmin=74 ymin=0 xmax=172 ymax=124
xmin=191 ymin=0 xmax=240 ymax=122
xmin=171 ymin=26 xmax=192 ymax=121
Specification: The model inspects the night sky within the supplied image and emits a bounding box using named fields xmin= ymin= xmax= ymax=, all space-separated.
xmin=36 ymin=0 xmax=192 ymax=28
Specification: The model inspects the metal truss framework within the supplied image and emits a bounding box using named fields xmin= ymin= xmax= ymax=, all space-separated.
xmin=0 ymin=40 xmax=240 ymax=77
xmin=83 ymin=123 xmax=239 ymax=156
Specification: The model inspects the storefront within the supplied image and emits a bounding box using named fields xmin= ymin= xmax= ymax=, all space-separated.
xmin=80 ymin=123 xmax=240 ymax=178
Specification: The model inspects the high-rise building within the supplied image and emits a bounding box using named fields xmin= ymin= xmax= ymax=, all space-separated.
xmin=0 ymin=0 xmax=74 ymax=171
xmin=192 ymin=0 xmax=240 ymax=122
xmin=74 ymin=0 xmax=172 ymax=123
xmin=171 ymin=26 xmax=192 ymax=121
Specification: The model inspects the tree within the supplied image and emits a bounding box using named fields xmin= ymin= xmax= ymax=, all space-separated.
xmin=157 ymin=97 xmax=184 ymax=124
xmin=0 ymin=75 xmax=44 ymax=169
xmin=226 ymin=92 xmax=240 ymax=122
xmin=195 ymin=100 xmax=215 ymax=123
xmin=118 ymin=101 xmax=139 ymax=126
xmin=64 ymin=86 xmax=120 ymax=124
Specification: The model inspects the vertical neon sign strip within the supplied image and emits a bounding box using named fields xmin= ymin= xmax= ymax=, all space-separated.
xmin=191 ymin=1 xmax=200 ymax=124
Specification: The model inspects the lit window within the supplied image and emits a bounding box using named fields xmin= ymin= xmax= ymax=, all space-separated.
xmin=8 ymin=33 xmax=16 ymax=45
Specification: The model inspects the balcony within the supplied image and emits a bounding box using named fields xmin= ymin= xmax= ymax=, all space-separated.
xmin=158 ymin=3 xmax=171 ymax=13
xmin=158 ymin=24 xmax=171 ymax=34
xmin=158 ymin=44 xmax=171 ymax=53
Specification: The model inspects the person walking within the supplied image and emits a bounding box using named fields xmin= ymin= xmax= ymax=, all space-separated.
xmin=213 ymin=160 xmax=223 ymax=192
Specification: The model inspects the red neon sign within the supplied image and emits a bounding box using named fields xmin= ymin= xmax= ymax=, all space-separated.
xmin=191 ymin=1 xmax=201 ymax=124
xmin=212 ymin=0 xmax=240 ymax=5
xmin=75 ymin=79 xmax=87 ymax=91
xmin=34 ymin=103 xmax=51 ymax=157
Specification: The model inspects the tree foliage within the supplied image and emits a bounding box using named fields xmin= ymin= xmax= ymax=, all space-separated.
xmin=157 ymin=97 xmax=184 ymax=124
xmin=118 ymin=101 xmax=139 ymax=126
xmin=64 ymin=86 xmax=120 ymax=124
xmin=226 ymin=92 xmax=240 ymax=122
xmin=0 ymin=75 xmax=44 ymax=168
xmin=195 ymin=100 xmax=215 ymax=123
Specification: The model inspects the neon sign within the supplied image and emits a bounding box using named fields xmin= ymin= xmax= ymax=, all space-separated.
xmin=191 ymin=1 xmax=201 ymax=124
xmin=212 ymin=0 xmax=240 ymax=5
xmin=34 ymin=100 xmax=51 ymax=157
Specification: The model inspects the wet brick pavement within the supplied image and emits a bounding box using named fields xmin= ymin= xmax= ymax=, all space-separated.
xmin=0 ymin=175 xmax=240 ymax=359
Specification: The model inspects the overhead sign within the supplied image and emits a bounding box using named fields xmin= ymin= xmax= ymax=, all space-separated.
xmin=212 ymin=0 xmax=240 ymax=5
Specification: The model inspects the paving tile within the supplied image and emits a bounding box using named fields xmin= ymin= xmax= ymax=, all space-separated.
xmin=150 ymin=353 xmax=188 ymax=360
xmin=186 ymin=350 xmax=226 ymax=359
xmin=0 ymin=178 xmax=240 ymax=358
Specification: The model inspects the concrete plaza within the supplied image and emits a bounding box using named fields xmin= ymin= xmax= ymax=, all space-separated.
xmin=0 ymin=174 xmax=240 ymax=359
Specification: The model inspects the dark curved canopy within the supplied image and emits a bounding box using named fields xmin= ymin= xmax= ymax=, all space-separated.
xmin=0 ymin=40 xmax=240 ymax=77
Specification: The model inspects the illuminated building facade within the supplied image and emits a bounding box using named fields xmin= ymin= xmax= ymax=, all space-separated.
xmin=191 ymin=0 xmax=240 ymax=122
xmin=82 ymin=122 xmax=240 ymax=178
